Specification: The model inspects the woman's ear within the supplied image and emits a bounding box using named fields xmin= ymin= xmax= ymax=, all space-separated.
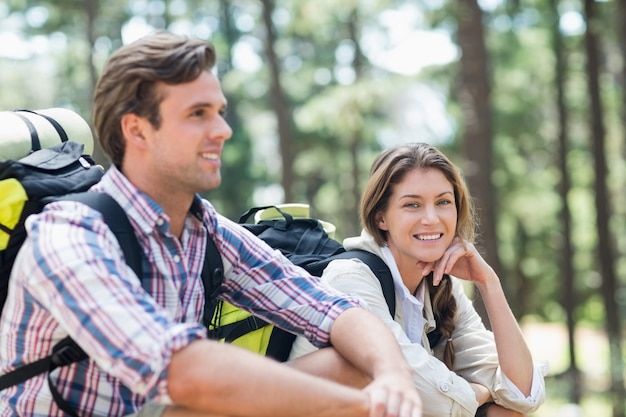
xmin=376 ymin=212 xmax=388 ymax=231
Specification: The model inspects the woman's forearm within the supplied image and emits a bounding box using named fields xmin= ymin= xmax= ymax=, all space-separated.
xmin=475 ymin=276 xmax=534 ymax=396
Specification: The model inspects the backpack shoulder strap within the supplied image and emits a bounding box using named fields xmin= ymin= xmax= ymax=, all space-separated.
xmin=0 ymin=192 xmax=141 ymax=416
xmin=201 ymin=234 xmax=224 ymax=328
xmin=63 ymin=192 xmax=142 ymax=277
xmin=329 ymin=249 xmax=396 ymax=318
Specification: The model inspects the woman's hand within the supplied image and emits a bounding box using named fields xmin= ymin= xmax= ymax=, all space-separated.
xmin=417 ymin=237 xmax=496 ymax=287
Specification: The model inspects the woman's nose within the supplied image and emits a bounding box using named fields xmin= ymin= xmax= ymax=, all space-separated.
xmin=421 ymin=205 xmax=438 ymax=225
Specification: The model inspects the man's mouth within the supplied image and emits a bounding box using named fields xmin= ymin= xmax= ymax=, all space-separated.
xmin=201 ymin=152 xmax=220 ymax=161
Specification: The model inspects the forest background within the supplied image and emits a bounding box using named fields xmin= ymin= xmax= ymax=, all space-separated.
xmin=1 ymin=0 xmax=625 ymax=416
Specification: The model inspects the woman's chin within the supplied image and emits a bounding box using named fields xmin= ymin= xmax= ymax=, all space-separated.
xmin=416 ymin=253 xmax=445 ymax=264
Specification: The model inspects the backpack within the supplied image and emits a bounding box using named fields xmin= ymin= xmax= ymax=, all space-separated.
xmin=0 ymin=108 xmax=105 ymax=305
xmin=208 ymin=205 xmax=398 ymax=362
xmin=0 ymin=111 xmax=224 ymax=416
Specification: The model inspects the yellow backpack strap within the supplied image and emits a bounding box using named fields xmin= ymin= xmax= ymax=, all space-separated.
xmin=0 ymin=178 xmax=28 ymax=250
xmin=216 ymin=312 xmax=272 ymax=343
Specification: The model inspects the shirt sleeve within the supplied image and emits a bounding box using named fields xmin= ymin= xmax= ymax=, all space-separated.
xmin=20 ymin=202 xmax=206 ymax=399
xmin=449 ymin=280 xmax=546 ymax=414
xmin=209 ymin=214 xmax=362 ymax=348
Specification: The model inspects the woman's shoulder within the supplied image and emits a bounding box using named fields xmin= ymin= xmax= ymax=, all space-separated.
xmin=342 ymin=229 xmax=383 ymax=255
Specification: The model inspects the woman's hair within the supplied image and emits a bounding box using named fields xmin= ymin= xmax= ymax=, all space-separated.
xmin=93 ymin=31 xmax=217 ymax=167
xmin=360 ymin=142 xmax=477 ymax=369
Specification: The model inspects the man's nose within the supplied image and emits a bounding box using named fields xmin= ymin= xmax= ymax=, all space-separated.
xmin=212 ymin=115 xmax=233 ymax=142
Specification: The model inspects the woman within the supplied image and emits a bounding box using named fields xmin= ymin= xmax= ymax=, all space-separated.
xmin=289 ymin=143 xmax=546 ymax=417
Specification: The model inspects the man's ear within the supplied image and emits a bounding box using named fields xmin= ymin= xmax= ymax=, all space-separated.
xmin=120 ymin=113 xmax=149 ymax=149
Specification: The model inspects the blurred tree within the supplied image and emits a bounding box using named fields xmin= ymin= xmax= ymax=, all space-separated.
xmin=549 ymin=0 xmax=581 ymax=403
xmin=201 ymin=0 xmax=258 ymax=219
xmin=454 ymin=0 xmax=501 ymax=324
xmin=2 ymin=0 xmax=130 ymax=164
xmin=583 ymin=0 xmax=625 ymax=414
xmin=260 ymin=0 xmax=296 ymax=203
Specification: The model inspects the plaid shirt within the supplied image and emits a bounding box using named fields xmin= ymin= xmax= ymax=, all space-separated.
xmin=0 ymin=166 xmax=359 ymax=417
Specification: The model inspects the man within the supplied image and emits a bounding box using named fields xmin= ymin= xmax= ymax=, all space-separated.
xmin=0 ymin=31 xmax=422 ymax=417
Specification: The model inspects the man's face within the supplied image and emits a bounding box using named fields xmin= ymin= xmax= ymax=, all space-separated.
xmin=142 ymin=70 xmax=232 ymax=198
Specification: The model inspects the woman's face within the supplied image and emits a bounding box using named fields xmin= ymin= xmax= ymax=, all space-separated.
xmin=377 ymin=167 xmax=457 ymax=272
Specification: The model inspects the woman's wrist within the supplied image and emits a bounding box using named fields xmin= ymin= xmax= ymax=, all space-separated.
xmin=469 ymin=382 xmax=491 ymax=405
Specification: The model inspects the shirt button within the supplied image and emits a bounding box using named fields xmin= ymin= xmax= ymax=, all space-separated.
xmin=156 ymin=218 xmax=164 ymax=226
xmin=173 ymin=255 xmax=181 ymax=263
xmin=439 ymin=382 xmax=450 ymax=392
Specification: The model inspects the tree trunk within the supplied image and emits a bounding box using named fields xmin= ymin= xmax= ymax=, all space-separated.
xmin=261 ymin=0 xmax=294 ymax=203
xmin=83 ymin=0 xmax=108 ymax=166
xmin=456 ymin=0 xmax=503 ymax=326
xmin=213 ymin=0 xmax=255 ymax=217
xmin=344 ymin=7 xmax=364 ymax=238
xmin=550 ymin=0 xmax=581 ymax=403
xmin=618 ymin=0 xmax=626 ymax=163
xmin=583 ymin=0 xmax=625 ymax=414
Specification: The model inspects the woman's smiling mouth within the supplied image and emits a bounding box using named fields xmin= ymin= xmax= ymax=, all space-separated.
xmin=416 ymin=233 xmax=443 ymax=241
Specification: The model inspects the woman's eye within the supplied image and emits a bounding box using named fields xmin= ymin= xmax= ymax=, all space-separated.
xmin=405 ymin=202 xmax=419 ymax=208
xmin=437 ymin=199 xmax=453 ymax=206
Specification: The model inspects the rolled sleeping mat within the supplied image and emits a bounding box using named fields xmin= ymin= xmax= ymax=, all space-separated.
xmin=0 ymin=108 xmax=94 ymax=160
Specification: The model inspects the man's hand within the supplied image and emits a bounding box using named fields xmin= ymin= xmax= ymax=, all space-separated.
xmin=364 ymin=372 xmax=422 ymax=417
xmin=330 ymin=308 xmax=422 ymax=417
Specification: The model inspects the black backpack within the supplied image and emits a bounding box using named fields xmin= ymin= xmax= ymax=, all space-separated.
xmin=207 ymin=206 xmax=398 ymax=362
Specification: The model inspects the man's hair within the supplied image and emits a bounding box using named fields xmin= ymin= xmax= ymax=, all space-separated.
xmin=93 ymin=31 xmax=217 ymax=167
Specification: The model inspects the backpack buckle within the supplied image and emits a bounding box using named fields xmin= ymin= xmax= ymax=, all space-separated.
xmin=50 ymin=338 xmax=87 ymax=368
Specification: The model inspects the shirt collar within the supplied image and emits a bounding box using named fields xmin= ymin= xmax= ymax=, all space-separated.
xmin=94 ymin=165 xmax=208 ymax=236
xmin=380 ymin=245 xmax=425 ymax=308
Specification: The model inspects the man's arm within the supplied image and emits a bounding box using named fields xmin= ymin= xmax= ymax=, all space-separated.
xmin=329 ymin=307 xmax=423 ymax=417
xmin=167 ymin=339 xmax=370 ymax=417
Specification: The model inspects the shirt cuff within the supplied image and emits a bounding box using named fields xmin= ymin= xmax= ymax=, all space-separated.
xmin=149 ymin=324 xmax=207 ymax=401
